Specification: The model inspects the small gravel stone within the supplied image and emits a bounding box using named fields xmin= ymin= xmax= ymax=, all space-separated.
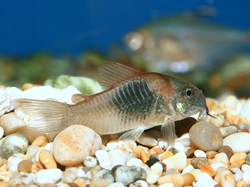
xmin=230 ymin=167 xmax=243 ymax=182
xmin=215 ymin=152 xmax=230 ymax=166
xmin=145 ymin=154 xmax=160 ymax=167
xmin=18 ymin=159 xmax=33 ymax=173
xmin=220 ymin=169 xmax=236 ymax=186
xmin=162 ymin=152 xmax=187 ymax=172
xmin=181 ymin=173 xmax=195 ymax=186
xmin=191 ymin=157 xmax=209 ymax=169
xmin=0 ymin=133 xmax=29 ymax=159
xmin=93 ymin=169 xmax=114 ymax=184
xmin=158 ymin=173 xmax=184 ymax=187
xmin=83 ymin=156 xmax=98 ymax=167
xmin=189 ymin=121 xmax=223 ymax=151
xmin=136 ymin=132 xmax=157 ymax=147
xmin=130 ymin=180 xmax=149 ymax=187
xmin=223 ymin=132 xmax=250 ymax=153
xmin=106 ymin=139 xmax=118 ymax=150
xmin=219 ymin=125 xmax=239 ymax=138
xmin=206 ymin=150 xmax=218 ymax=159
xmin=26 ymin=145 xmax=40 ymax=161
xmin=89 ymin=178 xmax=109 ymax=187
xmin=31 ymin=136 xmax=48 ymax=147
xmin=95 ymin=150 xmax=112 ymax=170
xmin=209 ymin=114 xmax=225 ymax=128
xmin=243 ymin=170 xmax=250 ymax=185
xmin=242 ymin=164 xmax=250 ymax=172
xmin=230 ymin=152 xmax=247 ymax=163
xmin=7 ymin=154 xmax=23 ymax=172
xmin=109 ymin=149 xmax=126 ymax=167
xmin=194 ymin=150 xmax=207 ymax=158
xmin=34 ymin=168 xmax=62 ymax=185
xmin=31 ymin=161 xmax=44 ymax=174
xmin=146 ymin=168 xmax=162 ymax=184
xmin=73 ymin=178 xmax=86 ymax=187
xmin=218 ymin=145 xmax=234 ymax=159
xmin=63 ymin=167 xmax=78 ymax=183
xmin=126 ymin=158 xmax=143 ymax=167
xmin=113 ymin=166 xmax=147 ymax=185
xmin=107 ymin=182 xmax=125 ymax=187
xmin=53 ymin=125 xmax=102 ymax=166
xmin=39 ymin=149 xmax=57 ymax=169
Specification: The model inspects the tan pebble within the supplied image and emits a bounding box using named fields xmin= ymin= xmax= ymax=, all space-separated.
xmin=118 ymin=140 xmax=137 ymax=152
xmin=236 ymin=180 xmax=247 ymax=187
xmin=158 ymin=174 xmax=184 ymax=187
xmin=214 ymin=167 xmax=227 ymax=183
xmin=15 ymin=184 xmax=26 ymax=187
xmin=148 ymin=185 xmax=158 ymax=187
xmin=215 ymin=152 xmax=230 ymax=166
xmin=0 ymin=181 xmax=10 ymax=187
xmin=200 ymin=163 xmax=216 ymax=177
xmin=185 ymin=148 xmax=195 ymax=158
xmin=231 ymin=159 xmax=246 ymax=168
xmin=161 ymin=151 xmax=174 ymax=161
xmin=149 ymin=148 xmax=164 ymax=155
xmin=181 ymin=173 xmax=195 ymax=186
xmin=186 ymin=158 xmax=192 ymax=166
xmin=74 ymin=178 xmax=86 ymax=187
xmin=141 ymin=150 xmax=151 ymax=163
xmin=31 ymin=136 xmax=48 ymax=147
xmin=22 ymin=83 xmax=41 ymax=91
xmin=17 ymin=159 xmax=33 ymax=173
xmin=90 ymin=165 xmax=102 ymax=177
xmin=89 ymin=178 xmax=109 ymax=187
xmin=133 ymin=145 xmax=149 ymax=158
xmin=39 ymin=149 xmax=57 ymax=169
xmin=220 ymin=169 xmax=236 ymax=186
xmin=214 ymin=184 xmax=223 ymax=187
xmin=58 ymin=184 xmax=70 ymax=187
xmin=31 ymin=161 xmax=44 ymax=174
xmin=226 ymin=110 xmax=239 ymax=124
xmin=146 ymin=168 xmax=162 ymax=184
xmin=230 ymin=152 xmax=247 ymax=163
xmin=136 ymin=132 xmax=158 ymax=147
xmin=218 ymin=145 xmax=233 ymax=159
xmin=224 ymin=118 xmax=234 ymax=126
xmin=39 ymin=184 xmax=58 ymax=187
xmin=238 ymin=118 xmax=250 ymax=126
xmin=188 ymin=169 xmax=201 ymax=177
xmin=210 ymin=114 xmax=225 ymax=128
xmin=65 ymin=183 xmax=79 ymax=187
xmin=206 ymin=151 xmax=218 ymax=159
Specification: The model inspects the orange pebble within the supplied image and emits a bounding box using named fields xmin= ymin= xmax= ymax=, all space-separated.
xmin=31 ymin=135 xmax=48 ymax=147
xmin=161 ymin=151 xmax=173 ymax=161
xmin=149 ymin=148 xmax=164 ymax=155
xmin=22 ymin=83 xmax=41 ymax=91
xmin=230 ymin=159 xmax=246 ymax=168
xmin=200 ymin=163 xmax=216 ymax=177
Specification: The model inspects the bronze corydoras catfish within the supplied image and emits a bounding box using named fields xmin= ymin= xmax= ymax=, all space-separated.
xmin=12 ymin=61 xmax=209 ymax=146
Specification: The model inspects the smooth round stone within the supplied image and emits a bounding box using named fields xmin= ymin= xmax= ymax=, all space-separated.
xmin=106 ymin=139 xmax=118 ymax=150
xmin=243 ymin=171 xmax=250 ymax=185
xmin=136 ymin=132 xmax=157 ymax=147
xmin=0 ymin=112 xmax=26 ymax=135
xmin=218 ymin=145 xmax=233 ymax=159
xmin=18 ymin=159 xmax=33 ymax=173
xmin=191 ymin=157 xmax=209 ymax=169
xmin=63 ymin=167 xmax=78 ymax=183
xmin=215 ymin=153 xmax=230 ymax=166
xmin=126 ymin=158 xmax=143 ymax=167
xmin=146 ymin=168 xmax=162 ymax=184
xmin=219 ymin=125 xmax=239 ymax=138
xmin=113 ymin=166 xmax=147 ymax=185
xmin=189 ymin=121 xmax=223 ymax=151
xmin=194 ymin=150 xmax=207 ymax=158
xmin=31 ymin=136 xmax=48 ymax=147
xmin=34 ymin=168 xmax=62 ymax=185
xmin=39 ymin=149 xmax=57 ymax=169
xmin=0 ymin=133 xmax=29 ymax=159
xmin=158 ymin=173 xmax=184 ymax=186
xmin=95 ymin=150 xmax=112 ymax=170
xmin=31 ymin=161 xmax=44 ymax=174
xmin=84 ymin=156 xmax=98 ymax=167
xmin=93 ymin=169 xmax=114 ymax=184
xmin=162 ymin=153 xmax=187 ymax=171
xmin=145 ymin=154 xmax=160 ymax=167
xmin=26 ymin=145 xmax=40 ymax=160
xmin=53 ymin=125 xmax=102 ymax=166
xmin=221 ymin=170 xmax=235 ymax=186
xmin=223 ymin=132 xmax=250 ymax=153
xmin=89 ymin=178 xmax=109 ymax=187
xmin=108 ymin=182 xmax=125 ymax=187
xmin=242 ymin=164 xmax=250 ymax=172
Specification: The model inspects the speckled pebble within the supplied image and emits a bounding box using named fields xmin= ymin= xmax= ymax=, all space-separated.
xmin=83 ymin=156 xmax=98 ymax=167
xmin=189 ymin=121 xmax=223 ymax=151
xmin=53 ymin=125 xmax=102 ymax=166
xmin=223 ymin=132 xmax=250 ymax=153
xmin=191 ymin=157 xmax=209 ymax=169
xmin=39 ymin=149 xmax=57 ymax=169
xmin=93 ymin=169 xmax=114 ymax=184
xmin=113 ymin=166 xmax=147 ymax=185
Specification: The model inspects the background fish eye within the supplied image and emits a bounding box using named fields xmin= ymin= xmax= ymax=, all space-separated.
xmin=183 ymin=88 xmax=193 ymax=97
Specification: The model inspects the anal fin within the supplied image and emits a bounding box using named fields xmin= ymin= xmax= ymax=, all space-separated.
xmin=161 ymin=120 xmax=176 ymax=148
xmin=118 ymin=128 xmax=144 ymax=141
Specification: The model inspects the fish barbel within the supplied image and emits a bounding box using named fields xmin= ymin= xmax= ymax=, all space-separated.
xmin=11 ymin=61 xmax=210 ymax=146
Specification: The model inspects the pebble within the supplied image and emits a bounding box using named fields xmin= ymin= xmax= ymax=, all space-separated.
xmin=158 ymin=183 xmax=174 ymax=187
xmin=106 ymin=139 xmax=118 ymax=150
xmin=206 ymin=150 xmax=218 ymax=159
xmin=7 ymin=154 xmax=23 ymax=172
xmin=136 ymin=132 xmax=157 ymax=147
xmin=31 ymin=136 xmax=48 ymax=147
xmin=113 ymin=166 xmax=147 ymax=185
xmin=109 ymin=149 xmax=126 ymax=167
xmin=218 ymin=145 xmax=234 ymax=159
xmin=161 ymin=151 xmax=173 ymax=161
xmin=145 ymin=129 xmax=162 ymax=140
xmin=146 ymin=168 xmax=162 ymax=184
xmin=26 ymin=145 xmax=40 ymax=161
xmin=127 ymin=158 xmax=143 ymax=167
xmin=145 ymin=154 xmax=160 ymax=167
xmin=62 ymin=167 xmax=78 ymax=183
xmin=31 ymin=161 xmax=44 ymax=174
xmin=219 ymin=125 xmax=239 ymax=138
xmin=89 ymin=178 xmax=109 ymax=187
xmin=83 ymin=156 xmax=98 ymax=167
xmin=95 ymin=150 xmax=112 ymax=169
xmin=195 ymin=172 xmax=214 ymax=186
xmin=230 ymin=152 xmax=247 ymax=163
xmin=209 ymin=114 xmax=225 ymax=128
xmin=200 ymin=163 xmax=216 ymax=177
xmin=194 ymin=150 xmax=207 ymax=158
xmin=0 ymin=133 xmax=29 ymax=159
xmin=191 ymin=157 xmax=209 ymax=169
xmin=0 ymin=112 xmax=26 ymax=136
xmin=242 ymin=164 xmax=250 ymax=172
xmin=239 ymin=98 xmax=250 ymax=122
xmin=17 ymin=159 xmax=33 ymax=173
xmin=223 ymin=132 xmax=250 ymax=153
xmin=220 ymin=169 xmax=236 ymax=186
xmin=130 ymin=180 xmax=149 ymax=187
xmin=243 ymin=170 xmax=250 ymax=184
xmin=39 ymin=149 xmax=57 ymax=169
xmin=158 ymin=173 xmax=184 ymax=187
xmin=34 ymin=168 xmax=62 ymax=185
xmin=73 ymin=178 xmax=86 ymax=187
xmin=118 ymin=140 xmax=137 ymax=152
xmin=182 ymin=164 xmax=195 ymax=174
xmin=189 ymin=121 xmax=223 ymax=151
xmin=181 ymin=173 xmax=195 ymax=186
xmin=9 ymin=172 xmax=22 ymax=186
xmin=162 ymin=153 xmax=187 ymax=171
xmin=133 ymin=146 xmax=150 ymax=163
xmin=236 ymin=181 xmax=248 ymax=187
xmin=215 ymin=152 xmax=230 ymax=166
xmin=230 ymin=167 xmax=243 ymax=182
xmin=108 ymin=182 xmax=125 ymax=187
xmin=93 ymin=169 xmax=114 ymax=184
xmin=53 ymin=125 xmax=102 ymax=166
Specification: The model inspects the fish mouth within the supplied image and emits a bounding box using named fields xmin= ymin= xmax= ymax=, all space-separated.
xmin=197 ymin=106 xmax=216 ymax=121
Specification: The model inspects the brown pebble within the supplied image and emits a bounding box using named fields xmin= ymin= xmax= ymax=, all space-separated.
xmin=31 ymin=135 xmax=48 ymax=147
xmin=185 ymin=148 xmax=195 ymax=158
xmin=191 ymin=157 xmax=209 ymax=169
xmin=182 ymin=173 xmax=195 ymax=186
xmin=89 ymin=178 xmax=109 ymax=187
xmin=17 ymin=159 xmax=33 ymax=173
xmin=206 ymin=150 xmax=218 ymax=159
xmin=39 ymin=150 xmax=57 ymax=169
xmin=239 ymin=128 xmax=249 ymax=132
xmin=31 ymin=161 xmax=44 ymax=174
xmin=169 ymin=147 xmax=179 ymax=155
xmin=200 ymin=163 xmax=216 ymax=177
xmin=133 ymin=145 xmax=150 ymax=163
xmin=230 ymin=152 xmax=247 ymax=163
xmin=65 ymin=183 xmax=79 ymax=187
xmin=218 ymin=145 xmax=233 ymax=159
xmin=74 ymin=178 xmax=86 ymax=187
xmin=161 ymin=151 xmax=174 ymax=161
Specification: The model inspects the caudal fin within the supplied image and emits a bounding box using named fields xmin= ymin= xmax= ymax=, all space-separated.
xmin=11 ymin=99 xmax=70 ymax=139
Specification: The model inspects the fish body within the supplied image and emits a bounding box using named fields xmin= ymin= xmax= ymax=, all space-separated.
xmin=125 ymin=12 xmax=249 ymax=73
xmin=12 ymin=61 xmax=209 ymax=146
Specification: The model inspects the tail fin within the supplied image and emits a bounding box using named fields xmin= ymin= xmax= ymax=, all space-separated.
xmin=11 ymin=99 xmax=70 ymax=139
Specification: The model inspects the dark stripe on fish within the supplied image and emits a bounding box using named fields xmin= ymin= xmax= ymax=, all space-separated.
xmin=111 ymin=79 xmax=157 ymax=124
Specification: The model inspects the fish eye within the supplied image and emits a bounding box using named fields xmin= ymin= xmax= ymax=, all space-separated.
xmin=183 ymin=88 xmax=193 ymax=97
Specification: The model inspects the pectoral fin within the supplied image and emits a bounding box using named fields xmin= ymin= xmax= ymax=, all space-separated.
xmin=118 ymin=128 xmax=144 ymax=141
xmin=161 ymin=120 xmax=176 ymax=148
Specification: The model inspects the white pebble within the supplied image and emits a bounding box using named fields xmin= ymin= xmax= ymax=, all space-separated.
xmin=130 ymin=180 xmax=149 ymax=187
xmin=176 ymin=137 xmax=191 ymax=147
xmin=95 ymin=150 xmax=110 ymax=163
xmin=151 ymin=162 xmax=163 ymax=171
xmin=63 ymin=167 xmax=78 ymax=183
xmin=108 ymin=182 xmax=125 ymax=187
xmin=84 ymin=156 xmax=98 ymax=167
xmin=167 ymin=142 xmax=185 ymax=153
xmin=210 ymin=163 xmax=226 ymax=172
xmin=124 ymin=151 xmax=137 ymax=163
xmin=222 ymin=182 xmax=235 ymax=187
xmin=43 ymin=142 xmax=53 ymax=154
xmin=85 ymin=170 xmax=92 ymax=179
xmin=77 ymin=167 xmax=85 ymax=178
xmin=182 ymin=164 xmax=195 ymax=174
xmin=126 ymin=158 xmax=143 ymax=167
xmin=26 ymin=145 xmax=40 ymax=160
xmin=194 ymin=172 xmax=214 ymax=187
xmin=7 ymin=154 xmax=23 ymax=172
xmin=162 ymin=153 xmax=187 ymax=171
xmin=106 ymin=139 xmax=118 ymax=150
xmin=34 ymin=168 xmax=62 ymax=185
xmin=196 ymin=172 xmax=213 ymax=181
xmin=242 ymin=164 xmax=250 ymax=172
xmin=230 ymin=167 xmax=243 ymax=182
xmin=109 ymin=149 xmax=126 ymax=166
xmin=243 ymin=171 xmax=250 ymax=185
xmin=158 ymin=183 xmax=174 ymax=187
xmin=215 ymin=152 xmax=229 ymax=166
xmin=22 ymin=173 xmax=35 ymax=185
xmin=194 ymin=150 xmax=207 ymax=158
xmin=146 ymin=168 xmax=162 ymax=184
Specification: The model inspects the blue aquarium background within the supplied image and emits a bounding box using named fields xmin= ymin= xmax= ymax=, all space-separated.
xmin=1 ymin=0 xmax=250 ymax=98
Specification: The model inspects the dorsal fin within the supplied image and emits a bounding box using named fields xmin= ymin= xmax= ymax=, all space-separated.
xmin=98 ymin=61 xmax=141 ymax=87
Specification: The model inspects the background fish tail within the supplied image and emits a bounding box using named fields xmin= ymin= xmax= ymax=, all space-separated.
xmin=11 ymin=99 xmax=70 ymax=139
